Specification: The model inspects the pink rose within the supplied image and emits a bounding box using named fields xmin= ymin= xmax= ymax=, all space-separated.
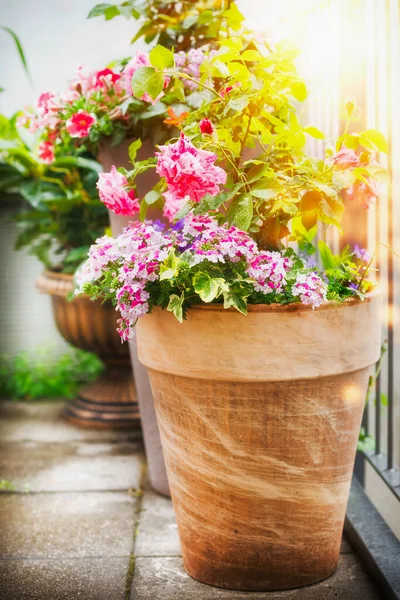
xmin=37 ymin=141 xmax=55 ymax=164
xmin=341 ymin=179 xmax=378 ymax=209
xmin=66 ymin=110 xmax=96 ymax=139
xmin=333 ymin=146 xmax=360 ymax=169
xmin=156 ymin=133 xmax=227 ymax=216
xmin=97 ymin=166 xmax=139 ymax=216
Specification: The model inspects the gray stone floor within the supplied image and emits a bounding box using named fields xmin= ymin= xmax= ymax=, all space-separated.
xmin=0 ymin=402 xmax=384 ymax=600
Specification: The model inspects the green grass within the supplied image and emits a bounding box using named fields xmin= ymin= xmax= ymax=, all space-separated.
xmin=0 ymin=346 xmax=104 ymax=401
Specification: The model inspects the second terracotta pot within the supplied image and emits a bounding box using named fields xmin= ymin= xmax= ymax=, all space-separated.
xmin=136 ymin=295 xmax=382 ymax=591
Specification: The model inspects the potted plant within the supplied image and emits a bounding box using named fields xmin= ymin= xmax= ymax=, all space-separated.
xmin=75 ymin=33 xmax=388 ymax=590
xmin=0 ymin=115 xmax=140 ymax=429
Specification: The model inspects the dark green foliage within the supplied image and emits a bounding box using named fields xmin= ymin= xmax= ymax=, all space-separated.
xmin=0 ymin=347 xmax=104 ymax=401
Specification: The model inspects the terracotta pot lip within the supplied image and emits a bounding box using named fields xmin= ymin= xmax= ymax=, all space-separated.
xmin=151 ymin=289 xmax=381 ymax=316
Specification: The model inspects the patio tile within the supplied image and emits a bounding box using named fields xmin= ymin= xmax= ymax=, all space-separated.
xmin=0 ymin=492 xmax=135 ymax=559
xmin=131 ymin=554 xmax=383 ymax=600
xmin=135 ymin=489 xmax=181 ymax=557
xmin=0 ymin=401 xmax=141 ymax=444
xmin=0 ymin=440 xmax=144 ymax=492
xmin=0 ymin=557 xmax=129 ymax=600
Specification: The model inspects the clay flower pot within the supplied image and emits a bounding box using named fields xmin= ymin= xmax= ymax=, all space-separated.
xmin=97 ymin=138 xmax=170 ymax=496
xmin=136 ymin=295 xmax=382 ymax=591
xmin=36 ymin=270 xmax=140 ymax=430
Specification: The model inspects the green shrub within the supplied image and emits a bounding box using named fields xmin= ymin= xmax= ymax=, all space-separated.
xmin=0 ymin=346 xmax=104 ymax=400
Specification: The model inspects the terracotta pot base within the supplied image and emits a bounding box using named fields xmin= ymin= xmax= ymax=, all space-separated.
xmin=63 ymin=367 xmax=140 ymax=430
xmin=36 ymin=271 xmax=140 ymax=430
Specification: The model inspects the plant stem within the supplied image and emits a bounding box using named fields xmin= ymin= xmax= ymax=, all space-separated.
xmin=177 ymin=72 xmax=225 ymax=101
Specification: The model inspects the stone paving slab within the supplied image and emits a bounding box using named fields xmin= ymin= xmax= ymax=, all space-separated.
xmin=0 ymin=440 xmax=144 ymax=492
xmin=130 ymin=554 xmax=383 ymax=600
xmin=0 ymin=557 xmax=129 ymax=600
xmin=0 ymin=401 xmax=141 ymax=443
xmin=135 ymin=488 xmax=180 ymax=557
xmin=0 ymin=491 xmax=136 ymax=559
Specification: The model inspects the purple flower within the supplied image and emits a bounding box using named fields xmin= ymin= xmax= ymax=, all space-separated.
xmin=353 ymin=244 xmax=371 ymax=264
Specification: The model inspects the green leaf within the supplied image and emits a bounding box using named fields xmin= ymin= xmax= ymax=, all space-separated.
xmin=241 ymin=49 xmax=262 ymax=62
xmin=251 ymin=189 xmax=279 ymax=200
xmin=1 ymin=27 xmax=32 ymax=83
xmin=360 ymin=129 xmax=388 ymax=153
xmin=53 ymin=156 xmax=102 ymax=172
xmin=193 ymin=272 xmax=228 ymax=303
xmin=173 ymin=79 xmax=186 ymax=102
xmin=318 ymin=240 xmax=335 ymax=269
xmin=128 ymin=139 xmax=142 ymax=164
xmin=87 ymin=3 xmax=114 ymax=18
xmin=227 ymin=194 xmax=253 ymax=231
xmin=104 ymin=6 xmax=119 ymax=20
xmin=291 ymin=81 xmax=307 ymax=102
xmin=223 ymin=292 xmax=247 ymax=315
xmin=149 ymin=45 xmax=174 ymax=70
xmin=159 ymin=248 xmax=180 ymax=280
xmin=167 ymin=293 xmax=184 ymax=323
xmin=228 ymin=95 xmax=249 ymax=112
xmin=144 ymin=190 xmax=161 ymax=205
xmin=131 ymin=67 xmax=163 ymax=101
xmin=304 ymin=126 xmax=325 ymax=140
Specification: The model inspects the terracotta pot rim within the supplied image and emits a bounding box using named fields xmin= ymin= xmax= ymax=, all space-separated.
xmin=151 ymin=288 xmax=381 ymax=316
xmin=36 ymin=269 xmax=81 ymax=298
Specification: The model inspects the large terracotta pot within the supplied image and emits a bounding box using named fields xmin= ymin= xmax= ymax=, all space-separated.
xmin=36 ymin=270 xmax=140 ymax=430
xmin=98 ymin=139 xmax=170 ymax=496
xmin=136 ymin=295 xmax=382 ymax=591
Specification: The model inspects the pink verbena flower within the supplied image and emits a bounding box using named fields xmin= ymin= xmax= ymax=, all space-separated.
xmin=66 ymin=110 xmax=96 ymax=138
xmin=333 ymin=146 xmax=360 ymax=169
xmin=247 ymin=252 xmax=293 ymax=294
xmin=97 ymin=166 xmax=139 ymax=216
xmin=174 ymin=49 xmax=206 ymax=90
xmin=156 ymin=133 xmax=227 ymax=220
xmin=186 ymin=220 xmax=257 ymax=265
xmin=37 ymin=141 xmax=55 ymax=164
xmin=291 ymin=272 xmax=327 ymax=308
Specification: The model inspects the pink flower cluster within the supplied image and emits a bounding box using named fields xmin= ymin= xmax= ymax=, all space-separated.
xmin=247 ymin=252 xmax=293 ymax=294
xmin=291 ymin=272 xmax=328 ymax=308
xmin=156 ymin=133 xmax=227 ymax=220
xmin=76 ymin=222 xmax=171 ymax=340
xmin=77 ymin=213 xmax=330 ymax=339
xmin=97 ymin=166 xmax=139 ymax=216
xmin=18 ymin=64 xmax=125 ymax=161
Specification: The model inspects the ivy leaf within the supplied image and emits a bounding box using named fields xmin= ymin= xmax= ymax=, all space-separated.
xmin=128 ymin=139 xmax=142 ymax=164
xmin=223 ymin=292 xmax=247 ymax=315
xmin=131 ymin=67 xmax=163 ymax=101
xmin=167 ymin=292 xmax=184 ymax=323
xmin=149 ymin=45 xmax=174 ymax=70
xmin=193 ymin=272 xmax=228 ymax=303
xmin=227 ymin=194 xmax=253 ymax=231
